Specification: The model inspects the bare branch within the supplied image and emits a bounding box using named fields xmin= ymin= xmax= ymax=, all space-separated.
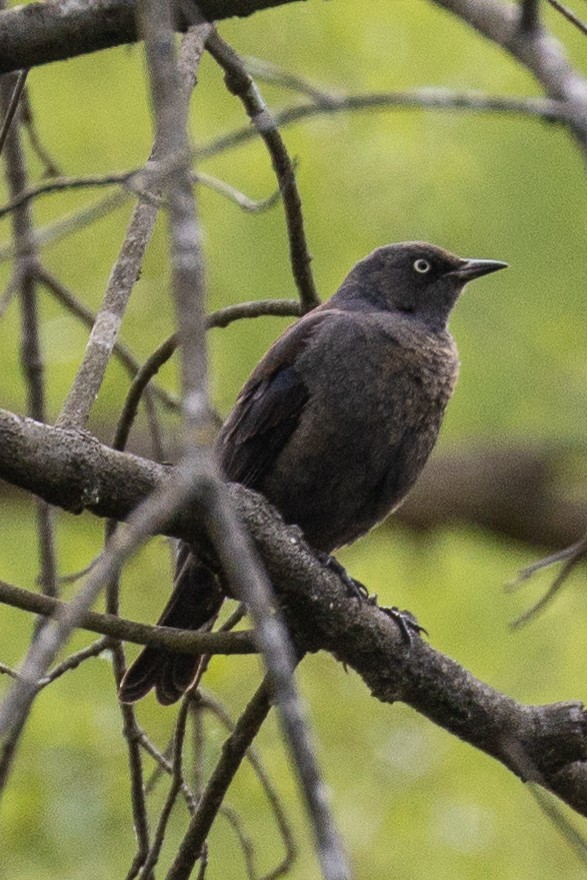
xmin=19 ymin=86 xmax=62 ymax=177
xmin=166 ymin=678 xmax=273 ymax=880
xmin=38 ymin=637 xmax=111 ymax=687
xmin=114 ymin=299 xmax=299 ymax=452
xmin=138 ymin=700 xmax=192 ymax=879
xmin=206 ymin=31 xmax=319 ymax=313
xmin=0 ymin=0 xmax=307 ymax=75
xmin=0 ymin=662 xmax=20 ymax=681
xmin=520 ymin=0 xmax=540 ymax=32
xmin=545 ymin=0 xmax=587 ymax=36
xmin=510 ymin=531 xmax=587 ymax=628
xmin=431 ymin=0 xmax=587 ymax=156
xmin=0 ymin=576 xmax=256 ymax=656
xmin=196 ymin=88 xmax=568 ymax=160
xmin=0 ymin=69 xmax=27 ymax=158
xmin=199 ymin=691 xmax=297 ymax=879
xmin=55 ymin=25 xmax=211 ymax=431
xmin=0 ymin=168 xmax=280 ymax=222
xmin=139 ymin=4 xmax=214 ymax=440
xmin=0 ymin=63 xmax=58 ymax=794
xmin=1 ymin=412 xmax=587 ymax=818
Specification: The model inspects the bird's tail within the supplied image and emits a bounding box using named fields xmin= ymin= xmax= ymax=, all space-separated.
xmin=119 ymin=549 xmax=224 ymax=705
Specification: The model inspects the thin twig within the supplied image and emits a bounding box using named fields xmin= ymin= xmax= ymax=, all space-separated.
xmin=191 ymin=699 xmax=206 ymax=797
xmin=510 ymin=532 xmax=587 ymax=628
xmin=0 ymin=64 xmax=58 ymax=797
xmin=545 ymin=0 xmax=587 ymax=35
xmin=113 ymin=299 xmax=300 ymax=453
xmin=195 ymin=602 xmax=248 ymax=682
xmin=38 ymin=637 xmax=111 ymax=687
xmin=0 ymin=170 xmax=137 ymax=219
xmin=0 ymin=576 xmax=256 ymax=656
xmin=244 ymin=55 xmax=342 ymax=103
xmin=104 ymin=548 xmax=152 ymax=880
xmin=200 ymin=691 xmax=297 ymax=880
xmin=166 ymin=678 xmax=273 ymax=880
xmin=141 ymin=729 xmax=198 ymax=811
xmin=219 ymin=803 xmax=257 ymax=879
xmin=0 ymin=663 xmax=20 ymax=681
xmin=37 ymin=264 xmax=178 ymax=411
xmin=19 ymin=86 xmax=61 ymax=176
xmin=196 ymin=847 xmax=209 ymax=880
xmin=0 ymin=69 xmax=27 ymax=158
xmin=529 ymin=785 xmax=587 ymax=862
xmin=58 ymin=557 xmax=100 ymax=585
xmin=0 ymin=188 xmax=132 ymax=264
xmin=138 ymin=699 xmax=192 ymax=879
xmin=193 ymin=170 xmax=283 ymax=212
xmin=196 ymin=89 xmax=567 ymax=160
xmin=206 ymin=31 xmax=320 ymax=314
xmin=0 ymin=168 xmax=281 ymax=221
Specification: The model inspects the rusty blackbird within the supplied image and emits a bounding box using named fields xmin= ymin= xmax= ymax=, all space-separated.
xmin=120 ymin=241 xmax=507 ymax=704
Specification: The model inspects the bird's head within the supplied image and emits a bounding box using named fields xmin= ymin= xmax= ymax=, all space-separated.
xmin=333 ymin=242 xmax=507 ymax=331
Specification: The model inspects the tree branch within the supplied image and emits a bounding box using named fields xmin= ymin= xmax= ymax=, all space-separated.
xmin=206 ymin=30 xmax=319 ymax=313
xmin=0 ymin=0 xmax=306 ymax=75
xmin=0 ymin=576 xmax=256 ymax=656
xmin=432 ymin=0 xmax=587 ymax=156
xmin=0 ymin=408 xmax=586 ymax=817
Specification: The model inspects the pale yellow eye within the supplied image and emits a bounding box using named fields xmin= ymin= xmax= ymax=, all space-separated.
xmin=414 ymin=259 xmax=431 ymax=274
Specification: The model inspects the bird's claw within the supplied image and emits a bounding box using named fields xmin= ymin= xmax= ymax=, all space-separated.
xmin=317 ymin=552 xmax=369 ymax=602
xmin=380 ymin=605 xmax=427 ymax=644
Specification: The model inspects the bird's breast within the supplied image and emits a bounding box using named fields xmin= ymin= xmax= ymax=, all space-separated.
xmin=262 ymin=318 xmax=459 ymax=551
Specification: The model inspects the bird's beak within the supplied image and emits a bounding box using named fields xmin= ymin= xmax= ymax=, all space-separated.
xmin=449 ymin=258 xmax=508 ymax=280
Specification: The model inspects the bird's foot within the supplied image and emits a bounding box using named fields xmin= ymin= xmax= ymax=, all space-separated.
xmin=316 ymin=552 xmax=369 ymax=602
xmin=380 ymin=606 xmax=427 ymax=645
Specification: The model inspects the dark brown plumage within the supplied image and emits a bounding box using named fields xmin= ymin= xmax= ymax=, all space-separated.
xmin=119 ymin=241 xmax=507 ymax=704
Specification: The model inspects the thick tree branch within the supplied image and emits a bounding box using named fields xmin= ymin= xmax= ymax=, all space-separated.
xmin=0 ymin=0 xmax=305 ymax=75
xmin=0 ymin=408 xmax=586 ymax=817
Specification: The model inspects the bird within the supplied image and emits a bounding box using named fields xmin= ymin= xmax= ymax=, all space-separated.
xmin=119 ymin=241 xmax=507 ymax=704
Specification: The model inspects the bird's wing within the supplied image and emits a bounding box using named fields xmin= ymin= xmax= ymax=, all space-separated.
xmin=217 ymin=308 xmax=333 ymax=489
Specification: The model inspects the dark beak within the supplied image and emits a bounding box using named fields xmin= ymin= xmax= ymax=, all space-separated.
xmin=449 ymin=258 xmax=508 ymax=281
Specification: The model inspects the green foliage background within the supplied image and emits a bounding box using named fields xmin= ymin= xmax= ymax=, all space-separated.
xmin=0 ymin=1 xmax=586 ymax=878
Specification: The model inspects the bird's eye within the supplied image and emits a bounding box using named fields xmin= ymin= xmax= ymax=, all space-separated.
xmin=413 ymin=259 xmax=431 ymax=274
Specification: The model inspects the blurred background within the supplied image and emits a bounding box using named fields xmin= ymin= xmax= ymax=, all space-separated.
xmin=0 ymin=1 xmax=586 ymax=878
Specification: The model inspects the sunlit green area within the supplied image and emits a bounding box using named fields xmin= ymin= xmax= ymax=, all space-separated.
xmin=1 ymin=1 xmax=586 ymax=878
